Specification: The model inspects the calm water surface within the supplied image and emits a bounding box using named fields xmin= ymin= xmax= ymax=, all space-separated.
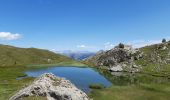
xmin=25 ymin=66 xmax=112 ymax=93
xmin=24 ymin=66 xmax=170 ymax=93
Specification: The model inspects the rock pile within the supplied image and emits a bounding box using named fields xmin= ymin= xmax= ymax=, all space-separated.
xmin=85 ymin=44 xmax=143 ymax=72
xmin=10 ymin=73 xmax=89 ymax=100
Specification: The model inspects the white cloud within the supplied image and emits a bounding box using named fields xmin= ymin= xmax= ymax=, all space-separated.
xmin=50 ymin=49 xmax=57 ymax=52
xmin=0 ymin=32 xmax=21 ymax=40
xmin=127 ymin=40 xmax=162 ymax=48
xmin=104 ymin=42 xmax=115 ymax=50
xmin=76 ymin=44 xmax=97 ymax=51
xmin=77 ymin=45 xmax=87 ymax=48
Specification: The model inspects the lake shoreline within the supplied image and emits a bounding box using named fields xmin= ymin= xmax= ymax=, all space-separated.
xmin=1 ymin=65 xmax=170 ymax=100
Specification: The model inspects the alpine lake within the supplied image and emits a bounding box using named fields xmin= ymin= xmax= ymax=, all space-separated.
xmin=19 ymin=66 xmax=170 ymax=94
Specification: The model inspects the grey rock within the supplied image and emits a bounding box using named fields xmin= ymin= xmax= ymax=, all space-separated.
xmin=10 ymin=73 xmax=89 ymax=100
xmin=109 ymin=64 xmax=123 ymax=72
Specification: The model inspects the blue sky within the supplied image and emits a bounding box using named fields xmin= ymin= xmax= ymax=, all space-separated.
xmin=0 ymin=0 xmax=170 ymax=51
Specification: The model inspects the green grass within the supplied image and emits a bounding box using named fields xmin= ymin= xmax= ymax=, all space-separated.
xmin=89 ymin=84 xmax=170 ymax=100
xmin=0 ymin=66 xmax=35 ymax=99
xmin=89 ymin=69 xmax=170 ymax=100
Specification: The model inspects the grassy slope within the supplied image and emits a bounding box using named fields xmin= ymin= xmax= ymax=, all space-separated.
xmin=135 ymin=42 xmax=170 ymax=76
xmin=0 ymin=44 xmax=84 ymax=66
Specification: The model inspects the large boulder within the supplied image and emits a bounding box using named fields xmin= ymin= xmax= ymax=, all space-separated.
xmin=10 ymin=73 xmax=89 ymax=100
xmin=109 ymin=64 xmax=123 ymax=72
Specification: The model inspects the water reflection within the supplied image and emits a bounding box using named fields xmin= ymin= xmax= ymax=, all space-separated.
xmin=99 ymin=70 xmax=170 ymax=86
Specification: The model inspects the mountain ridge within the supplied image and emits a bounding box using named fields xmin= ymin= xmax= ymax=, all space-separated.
xmin=54 ymin=50 xmax=96 ymax=60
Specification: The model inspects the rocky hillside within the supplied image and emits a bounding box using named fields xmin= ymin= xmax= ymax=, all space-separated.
xmin=85 ymin=44 xmax=142 ymax=72
xmin=135 ymin=41 xmax=170 ymax=76
xmin=10 ymin=73 xmax=89 ymax=100
xmin=85 ymin=42 xmax=170 ymax=76
xmin=0 ymin=44 xmax=74 ymax=66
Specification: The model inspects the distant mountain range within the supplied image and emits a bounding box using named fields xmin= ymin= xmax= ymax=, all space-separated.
xmin=55 ymin=50 xmax=96 ymax=60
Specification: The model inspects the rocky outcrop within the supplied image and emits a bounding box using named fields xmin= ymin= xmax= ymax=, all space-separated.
xmin=10 ymin=73 xmax=89 ymax=100
xmin=85 ymin=44 xmax=143 ymax=72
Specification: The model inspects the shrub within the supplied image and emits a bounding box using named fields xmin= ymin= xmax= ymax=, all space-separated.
xmin=89 ymin=84 xmax=105 ymax=89
xmin=119 ymin=43 xmax=124 ymax=48
xmin=162 ymin=38 xmax=166 ymax=43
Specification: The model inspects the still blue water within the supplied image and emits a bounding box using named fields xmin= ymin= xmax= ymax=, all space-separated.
xmin=25 ymin=66 xmax=112 ymax=93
